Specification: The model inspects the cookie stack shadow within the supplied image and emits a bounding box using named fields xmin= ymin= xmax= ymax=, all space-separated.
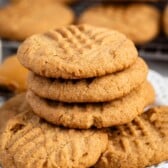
xmin=2 ymin=25 xmax=168 ymax=168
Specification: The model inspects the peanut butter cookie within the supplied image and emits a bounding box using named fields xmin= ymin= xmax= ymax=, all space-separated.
xmin=95 ymin=106 xmax=168 ymax=168
xmin=0 ymin=0 xmax=74 ymax=40
xmin=27 ymin=81 xmax=155 ymax=129
xmin=0 ymin=109 xmax=108 ymax=168
xmin=79 ymin=4 xmax=160 ymax=44
xmin=28 ymin=57 xmax=148 ymax=102
xmin=0 ymin=93 xmax=27 ymax=131
xmin=0 ymin=55 xmax=28 ymax=92
xmin=11 ymin=0 xmax=76 ymax=4
xmin=163 ymin=6 xmax=168 ymax=36
xmin=18 ymin=24 xmax=138 ymax=79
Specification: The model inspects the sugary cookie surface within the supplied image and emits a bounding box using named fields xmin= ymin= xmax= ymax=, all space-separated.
xmin=18 ymin=24 xmax=138 ymax=79
xmin=27 ymin=82 xmax=155 ymax=129
xmin=0 ymin=109 xmax=108 ymax=168
xmin=28 ymin=58 xmax=148 ymax=102
xmin=95 ymin=106 xmax=168 ymax=168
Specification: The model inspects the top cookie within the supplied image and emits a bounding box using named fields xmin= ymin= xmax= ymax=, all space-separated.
xmin=0 ymin=105 xmax=108 ymax=168
xmin=79 ymin=4 xmax=160 ymax=44
xmin=0 ymin=0 xmax=74 ymax=40
xmin=18 ymin=24 xmax=138 ymax=79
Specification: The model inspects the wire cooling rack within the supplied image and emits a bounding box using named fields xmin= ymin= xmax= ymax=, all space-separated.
xmin=138 ymin=35 xmax=168 ymax=61
xmin=1 ymin=0 xmax=168 ymax=61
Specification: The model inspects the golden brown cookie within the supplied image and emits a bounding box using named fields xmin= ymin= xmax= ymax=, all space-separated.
xmin=27 ymin=81 xmax=155 ymax=129
xmin=0 ymin=93 xmax=29 ymax=131
xmin=0 ymin=55 xmax=28 ymax=92
xmin=11 ymin=0 xmax=76 ymax=4
xmin=18 ymin=24 xmax=138 ymax=79
xmin=56 ymin=0 xmax=76 ymax=3
xmin=79 ymin=4 xmax=160 ymax=44
xmin=163 ymin=5 xmax=168 ymax=36
xmin=28 ymin=57 xmax=148 ymax=102
xmin=0 ymin=109 xmax=108 ymax=168
xmin=95 ymin=106 xmax=168 ymax=168
xmin=0 ymin=0 xmax=74 ymax=40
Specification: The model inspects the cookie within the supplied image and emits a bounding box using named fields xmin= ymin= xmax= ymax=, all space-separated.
xmin=18 ymin=24 xmax=138 ymax=79
xmin=163 ymin=6 xmax=168 ymax=36
xmin=56 ymin=0 xmax=76 ymax=3
xmin=28 ymin=57 xmax=148 ymax=103
xmin=0 ymin=93 xmax=27 ymax=131
xmin=11 ymin=0 xmax=76 ymax=4
xmin=0 ymin=110 xmax=108 ymax=168
xmin=27 ymin=81 xmax=155 ymax=129
xmin=0 ymin=93 xmax=27 ymax=114
xmin=0 ymin=0 xmax=74 ymax=40
xmin=79 ymin=4 xmax=160 ymax=44
xmin=95 ymin=106 xmax=168 ymax=168
xmin=0 ymin=55 xmax=28 ymax=92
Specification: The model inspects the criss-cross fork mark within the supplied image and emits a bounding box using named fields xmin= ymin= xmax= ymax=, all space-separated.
xmin=44 ymin=25 xmax=123 ymax=55
xmin=110 ymin=115 xmax=160 ymax=153
xmin=149 ymin=111 xmax=168 ymax=137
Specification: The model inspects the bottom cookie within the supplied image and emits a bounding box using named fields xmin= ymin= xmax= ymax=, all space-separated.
xmin=95 ymin=106 xmax=168 ymax=168
xmin=27 ymin=81 xmax=155 ymax=129
xmin=0 ymin=99 xmax=108 ymax=168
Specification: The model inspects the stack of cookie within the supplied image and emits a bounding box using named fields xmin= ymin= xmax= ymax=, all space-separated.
xmin=2 ymin=93 xmax=168 ymax=168
xmin=17 ymin=24 xmax=155 ymax=129
xmin=3 ymin=24 xmax=168 ymax=168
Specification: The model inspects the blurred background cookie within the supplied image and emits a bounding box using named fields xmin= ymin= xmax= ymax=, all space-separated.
xmin=163 ymin=5 xmax=168 ymax=36
xmin=78 ymin=3 xmax=160 ymax=44
xmin=56 ymin=0 xmax=77 ymax=3
xmin=0 ymin=55 xmax=28 ymax=92
xmin=11 ymin=0 xmax=77 ymax=4
xmin=0 ymin=0 xmax=74 ymax=40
